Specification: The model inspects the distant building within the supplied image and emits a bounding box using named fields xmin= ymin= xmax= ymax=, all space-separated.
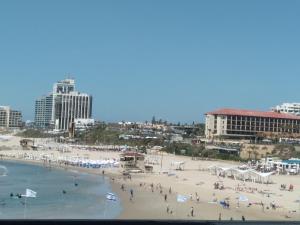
xmin=205 ymin=108 xmax=300 ymax=139
xmin=74 ymin=118 xmax=95 ymax=131
xmin=272 ymin=103 xmax=300 ymax=116
xmin=0 ymin=106 xmax=23 ymax=128
xmin=34 ymin=78 xmax=93 ymax=131
xmin=35 ymin=95 xmax=53 ymax=129
xmin=170 ymin=134 xmax=184 ymax=143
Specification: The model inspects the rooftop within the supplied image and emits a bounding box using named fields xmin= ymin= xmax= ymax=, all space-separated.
xmin=206 ymin=108 xmax=300 ymax=120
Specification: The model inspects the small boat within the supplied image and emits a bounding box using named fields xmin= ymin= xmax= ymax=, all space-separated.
xmin=106 ymin=193 xmax=117 ymax=201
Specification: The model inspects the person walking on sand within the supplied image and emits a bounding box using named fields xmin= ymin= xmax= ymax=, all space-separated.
xmin=196 ymin=195 xmax=200 ymax=203
xmin=261 ymin=201 xmax=265 ymax=212
xmin=166 ymin=204 xmax=170 ymax=214
xmin=242 ymin=215 xmax=245 ymax=221
xmin=130 ymin=189 xmax=134 ymax=198
xmin=169 ymin=187 xmax=172 ymax=194
xmin=190 ymin=207 xmax=194 ymax=217
xmin=219 ymin=213 xmax=222 ymax=221
xmin=164 ymin=194 xmax=168 ymax=202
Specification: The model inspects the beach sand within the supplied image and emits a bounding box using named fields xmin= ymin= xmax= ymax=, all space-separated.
xmin=0 ymin=136 xmax=300 ymax=221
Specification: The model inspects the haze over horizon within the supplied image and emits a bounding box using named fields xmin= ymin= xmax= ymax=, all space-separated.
xmin=1 ymin=0 xmax=300 ymax=123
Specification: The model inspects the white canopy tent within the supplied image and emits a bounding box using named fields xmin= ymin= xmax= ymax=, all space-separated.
xmin=171 ymin=161 xmax=185 ymax=171
xmin=208 ymin=165 xmax=274 ymax=184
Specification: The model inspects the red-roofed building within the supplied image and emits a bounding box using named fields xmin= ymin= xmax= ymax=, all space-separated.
xmin=205 ymin=108 xmax=300 ymax=139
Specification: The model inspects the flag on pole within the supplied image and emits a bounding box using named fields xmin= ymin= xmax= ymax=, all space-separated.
xmin=25 ymin=189 xmax=37 ymax=198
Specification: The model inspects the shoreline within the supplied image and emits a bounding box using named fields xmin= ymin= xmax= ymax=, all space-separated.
xmin=1 ymin=156 xmax=299 ymax=221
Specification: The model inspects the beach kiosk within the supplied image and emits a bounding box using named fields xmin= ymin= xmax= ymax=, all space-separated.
xmin=20 ymin=139 xmax=34 ymax=150
xmin=120 ymin=152 xmax=145 ymax=171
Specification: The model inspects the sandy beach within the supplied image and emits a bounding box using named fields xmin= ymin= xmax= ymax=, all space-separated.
xmin=0 ymin=136 xmax=300 ymax=221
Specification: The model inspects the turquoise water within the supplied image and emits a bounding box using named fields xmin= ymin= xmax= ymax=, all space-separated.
xmin=0 ymin=160 xmax=122 ymax=219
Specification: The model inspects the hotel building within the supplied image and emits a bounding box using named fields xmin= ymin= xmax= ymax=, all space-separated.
xmin=0 ymin=106 xmax=23 ymax=128
xmin=35 ymin=78 xmax=93 ymax=131
xmin=205 ymin=108 xmax=300 ymax=139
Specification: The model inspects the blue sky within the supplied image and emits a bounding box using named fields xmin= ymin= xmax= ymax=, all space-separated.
xmin=0 ymin=0 xmax=300 ymax=123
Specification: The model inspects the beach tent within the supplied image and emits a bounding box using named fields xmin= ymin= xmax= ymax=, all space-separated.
xmin=229 ymin=168 xmax=253 ymax=181
xmin=0 ymin=135 xmax=12 ymax=141
xmin=209 ymin=165 xmax=237 ymax=177
xmin=171 ymin=161 xmax=185 ymax=171
xmin=246 ymin=170 xmax=274 ymax=184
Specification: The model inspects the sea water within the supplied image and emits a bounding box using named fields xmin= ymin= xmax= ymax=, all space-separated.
xmin=0 ymin=160 xmax=122 ymax=219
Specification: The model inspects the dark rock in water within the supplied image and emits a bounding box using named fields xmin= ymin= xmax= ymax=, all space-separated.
xmin=10 ymin=193 xmax=13 ymax=197
xmin=75 ymin=183 xmax=78 ymax=187
xmin=62 ymin=190 xmax=67 ymax=194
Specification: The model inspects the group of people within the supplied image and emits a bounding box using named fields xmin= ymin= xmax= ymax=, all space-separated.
xmin=214 ymin=182 xmax=224 ymax=190
xmin=220 ymin=200 xmax=230 ymax=209
xmin=280 ymin=184 xmax=294 ymax=191
xmin=120 ymin=183 xmax=134 ymax=201
xmin=118 ymin=176 xmax=251 ymax=221
xmin=236 ymin=184 xmax=257 ymax=193
xmin=10 ymin=193 xmax=22 ymax=199
xmin=189 ymin=192 xmax=200 ymax=203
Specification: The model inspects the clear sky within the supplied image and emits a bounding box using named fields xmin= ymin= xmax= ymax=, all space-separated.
xmin=0 ymin=0 xmax=300 ymax=123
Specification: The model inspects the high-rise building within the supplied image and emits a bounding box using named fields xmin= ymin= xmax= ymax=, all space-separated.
xmin=34 ymin=95 xmax=53 ymax=129
xmin=0 ymin=106 xmax=23 ymax=128
xmin=34 ymin=78 xmax=93 ymax=131
xmin=53 ymin=92 xmax=93 ymax=131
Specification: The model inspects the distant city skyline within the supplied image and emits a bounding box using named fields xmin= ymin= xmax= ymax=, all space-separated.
xmin=1 ymin=1 xmax=300 ymax=123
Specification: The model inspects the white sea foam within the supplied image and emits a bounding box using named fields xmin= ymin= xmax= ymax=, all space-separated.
xmin=0 ymin=165 xmax=8 ymax=176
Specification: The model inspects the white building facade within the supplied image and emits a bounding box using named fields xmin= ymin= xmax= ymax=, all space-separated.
xmin=272 ymin=103 xmax=300 ymax=116
xmin=0 ymin=106 xmax=23 ymax=128
xmin=35 ymin=78 xmax=93 ymax=131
